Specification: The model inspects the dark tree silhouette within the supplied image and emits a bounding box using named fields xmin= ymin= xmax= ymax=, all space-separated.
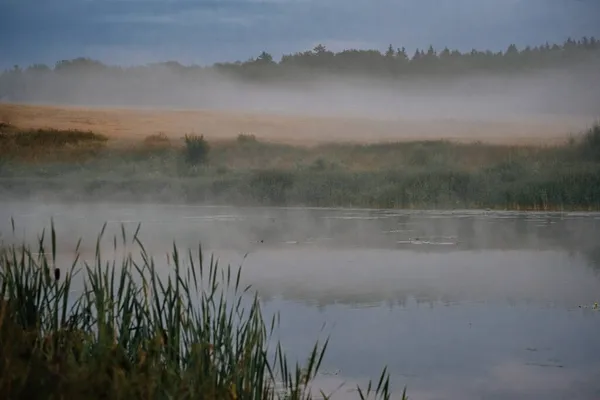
xmin=1 ymin=36 xmax=599 ymax=102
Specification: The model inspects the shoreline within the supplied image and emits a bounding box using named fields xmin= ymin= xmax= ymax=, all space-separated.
xmin=2 ymin=115 xmax=599 ymax=213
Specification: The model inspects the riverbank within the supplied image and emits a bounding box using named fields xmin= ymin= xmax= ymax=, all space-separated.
xmin=1 ymin=121 xmax=599 ymax=210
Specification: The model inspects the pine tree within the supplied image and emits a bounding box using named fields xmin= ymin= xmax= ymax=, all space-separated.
xmin=385 ymin=44 xmax=395 ymax=58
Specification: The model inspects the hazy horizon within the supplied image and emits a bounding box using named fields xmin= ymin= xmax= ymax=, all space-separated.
xmin=3 ymin=61 xmax=600 ymax=121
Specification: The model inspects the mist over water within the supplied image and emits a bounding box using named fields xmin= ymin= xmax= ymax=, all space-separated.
xmin=2 ymin=202 xmax=599 ymax=399
xmin=3 ymin=7 xmax=600 ymax=400
xmin=2 ymin=46 xmax=600 ymax=400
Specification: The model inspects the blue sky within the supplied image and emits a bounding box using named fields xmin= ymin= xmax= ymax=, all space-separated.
xmin=1 ymin=0 xmax=599 ymax=68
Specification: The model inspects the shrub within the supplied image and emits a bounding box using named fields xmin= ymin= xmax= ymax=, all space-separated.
xmin=184 ymin=134 xmax=210 ymax=165
xmin=237 ymin=133 xmax=258 ymax=144
xmin=143 ymin=132 xmax=171 ymax=148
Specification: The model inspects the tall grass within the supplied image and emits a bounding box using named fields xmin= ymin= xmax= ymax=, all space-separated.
xmin=3 ymin=123 xmax=600 ymax=210
xmin=578 ymin=122 xmax=600 ymax=162
xmin=0 ymin=128 xmax=107 ymax=148
xmin=0 ymin=127 xmax=107 ymax=162
xmin=0 ymin=221 xmax=400 ymax=399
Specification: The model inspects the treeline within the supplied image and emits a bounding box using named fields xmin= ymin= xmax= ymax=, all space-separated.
xmin=221 ymin=36 xmax=600 ymax=79
xmin=1 ymin=36 xmax=599 ymax=102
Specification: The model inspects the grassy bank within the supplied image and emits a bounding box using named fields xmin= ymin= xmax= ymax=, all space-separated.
xmin=1 ymin=123 xmax=600 ymax=210
xmin=0 ymin=221 xmax=399 ymax=399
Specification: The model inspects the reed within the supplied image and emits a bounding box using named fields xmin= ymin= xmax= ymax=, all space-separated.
xmin=0 ymin=220 xmax=400 ymax=399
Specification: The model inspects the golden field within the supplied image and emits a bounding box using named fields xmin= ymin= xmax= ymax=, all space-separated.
xmin=0 ymin=102 xmax=593 ymax=146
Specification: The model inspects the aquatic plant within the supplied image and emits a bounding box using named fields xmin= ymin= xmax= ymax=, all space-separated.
xmin=0 ymin=221 xmax=399 ymax=399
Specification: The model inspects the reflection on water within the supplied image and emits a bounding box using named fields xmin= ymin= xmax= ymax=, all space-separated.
xmin=1 ymin=202 xmax=600 ymax=400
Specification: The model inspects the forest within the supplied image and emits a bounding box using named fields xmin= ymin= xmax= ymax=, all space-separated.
xmin=1 ymin=36 xmax=599 ymax=102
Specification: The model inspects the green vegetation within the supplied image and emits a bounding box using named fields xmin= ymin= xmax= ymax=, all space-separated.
xmin=0 ymin=127 xmax=107 ymax=162
xmin=0 ymin=221 xmax=399 ymax=399
xmin=0 ymin=128 xmax=106 ymax=147
xmin=1 ymin=123 xmax=600 ymax=210
xmin=184 ymin=134 xmax=211 ymax=165
xmin=143 ymin=132 xmax=172 ymax=149
xmin=579 ymin=123 xmax=600 ymax=162
xmin=1 ymin=36 xmax=599 ymax=102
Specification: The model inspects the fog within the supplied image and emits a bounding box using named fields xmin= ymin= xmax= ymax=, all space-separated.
xmin=4 ymin=59 xmax=600 ymax=123
xmin=1 ymin=202 xmax=600 ymax=308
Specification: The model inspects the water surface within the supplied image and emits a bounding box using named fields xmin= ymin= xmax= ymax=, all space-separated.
xmin=2 ymin=202 xmax=599 ymax=399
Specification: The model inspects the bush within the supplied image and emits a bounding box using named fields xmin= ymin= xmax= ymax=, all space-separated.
xmin=237 ymin=133 xmax=258 ymax=144
xmin=143 ymin=132 xmax=171 ymax=148
xmin=184 ymin=134 xmax=210 ymax=165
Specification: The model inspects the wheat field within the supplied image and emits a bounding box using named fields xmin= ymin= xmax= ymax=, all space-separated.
xmin=0 ymin=102 xmax=593 ymax=146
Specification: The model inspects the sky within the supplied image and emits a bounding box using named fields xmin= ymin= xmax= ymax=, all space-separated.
xmin=1 ymin=0 xmax=600 ymax=68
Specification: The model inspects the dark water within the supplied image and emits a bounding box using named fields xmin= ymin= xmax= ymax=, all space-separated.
xmin=2 ymin=202 xmax=600 ymax=399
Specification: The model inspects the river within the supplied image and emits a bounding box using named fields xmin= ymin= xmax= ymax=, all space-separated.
xmin=1 ymin=202 xmax=599 ymax=400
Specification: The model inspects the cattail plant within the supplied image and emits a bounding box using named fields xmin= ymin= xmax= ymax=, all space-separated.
xmin=0 ymin=220 xmax=399 ymax=399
